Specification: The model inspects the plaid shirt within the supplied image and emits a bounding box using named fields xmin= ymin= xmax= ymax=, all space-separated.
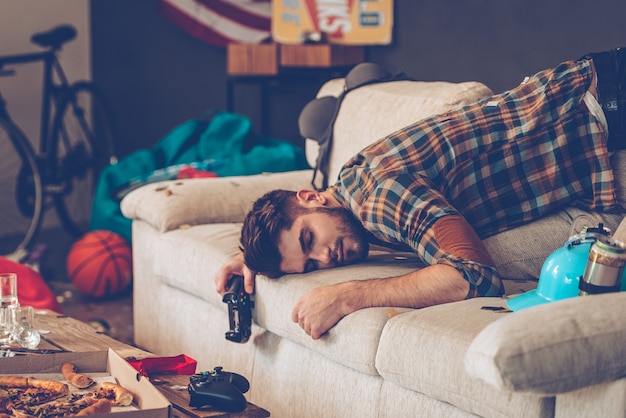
xmin=330 ymin=59 xmax=619 ymax=297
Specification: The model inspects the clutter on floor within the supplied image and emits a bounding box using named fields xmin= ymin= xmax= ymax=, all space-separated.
xmin=1 ymin=228 xmax=134 ymax=346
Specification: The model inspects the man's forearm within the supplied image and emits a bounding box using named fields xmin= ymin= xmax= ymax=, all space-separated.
xmin=342 ymin=264 xmax=470 ymax=313
xmin=292 ymin=264 xmax=469 ymax=339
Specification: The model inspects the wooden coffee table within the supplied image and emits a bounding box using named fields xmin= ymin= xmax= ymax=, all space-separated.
xmin=22 ymin=310 xmax=270 ymax=417
xmin=32 ymin=310 xmax=148 ymax=359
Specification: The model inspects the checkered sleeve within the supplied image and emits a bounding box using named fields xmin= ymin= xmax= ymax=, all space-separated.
xmin=359 ymin=175 xmax=504 ymax=297
xmin=437 ymin=256 xmax=503 ymax=298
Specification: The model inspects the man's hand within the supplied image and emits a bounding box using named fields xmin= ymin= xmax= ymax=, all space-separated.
xmin=291 ymin=265 xmax=469 ymax=340
xmin=214 ymin=252 xmax=256 ymax=295
xmin=292 ymin=282 xmax=356 ymax=340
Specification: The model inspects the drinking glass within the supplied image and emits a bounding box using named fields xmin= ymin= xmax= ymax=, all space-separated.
xmin=0 ymin=274 xmax=18 ymax=344
xmin=0 ymin=306 xmax=13 ymax=344
xmin=0 ymin=273 xmax=18 ymax=308
xmin=12 ymin=306 xmax=40 ymax=349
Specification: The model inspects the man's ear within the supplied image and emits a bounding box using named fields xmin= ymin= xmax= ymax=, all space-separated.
xmin=296 ymin=189 xmax=328 ymax=207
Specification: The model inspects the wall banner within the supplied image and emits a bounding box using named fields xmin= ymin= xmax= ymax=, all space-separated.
xmin=272 ymin=0 xmax=393 ymax=45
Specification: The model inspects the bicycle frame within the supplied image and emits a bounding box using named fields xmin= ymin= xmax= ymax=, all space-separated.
xmin=0 ymin=48 xmax=72 ymax=160
xmin=0 ymin=25 xmax=118 ymax=254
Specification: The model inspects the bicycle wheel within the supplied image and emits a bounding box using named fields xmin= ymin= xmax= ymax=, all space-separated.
xmin=49 ymin=81 xmax=118 ymax=237
xmin=0 ymin=115 xmax=43 ymax=260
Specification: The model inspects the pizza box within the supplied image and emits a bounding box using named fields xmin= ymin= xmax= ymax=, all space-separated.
xmin=0 ymin=348 xmax=172 ymax=417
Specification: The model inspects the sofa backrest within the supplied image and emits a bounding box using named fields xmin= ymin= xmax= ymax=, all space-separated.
xmin=304 ymin=78 xmax=494 ymax=188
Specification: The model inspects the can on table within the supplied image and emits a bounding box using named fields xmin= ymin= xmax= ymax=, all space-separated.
xmin=579 ymin=237 xmax=626 ymax=296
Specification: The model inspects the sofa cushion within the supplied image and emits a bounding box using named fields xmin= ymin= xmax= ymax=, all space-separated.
xmin=376 ymin=297 xmax=552 ymax=417
xmin=305 ymin=78 xmax=493 ymax=187
xmin=254 ymin=250 xmax=421 ymax=376
xmin=484 ymin=207 xmax=624 ymax=284
xmin=610 ymin=150 xmax=626 ymax=210
xmin=148 ymin=216 xmax=626 ymax=387
xmin=149 ymin=223 xmax=419 ymax=376
xmin=464 ymin=292 xmax=626 ymax=395
xmin=555 ymin=379 xmax=626 ymax=418
xmin=120 ymin=170 xmax=312 ymax=233
xmin=150 ymin=223 xmax=242 ymax=310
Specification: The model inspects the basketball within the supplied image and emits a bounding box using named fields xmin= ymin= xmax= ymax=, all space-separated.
xmin=66 ymin=230 xmax=132 ymax=299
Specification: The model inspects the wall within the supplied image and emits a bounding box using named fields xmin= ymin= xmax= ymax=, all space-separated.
xmin=89 ymin=0 xmax=327 ymax=157
xmin=0 ymin=1 xmax=90 ymax=144
xmin=374 ymin=0 xmax=626 ymax=93
xmin=0 ymin=1 xmax=90 ymax=235
xmin=91 ymin=0 xmax=229 ymax=157
xmin=90 ymin=0 xmax=626 ymax=159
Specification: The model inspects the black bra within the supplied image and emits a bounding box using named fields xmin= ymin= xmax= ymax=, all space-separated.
xmin=298 ymin=62 xmax=413 ymax=190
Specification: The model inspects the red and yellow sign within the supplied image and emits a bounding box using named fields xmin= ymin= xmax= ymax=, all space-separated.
xmin=272 ymin=0 xmax=393 ymax=45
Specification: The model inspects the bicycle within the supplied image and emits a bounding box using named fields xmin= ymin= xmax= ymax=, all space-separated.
xmin=0 ymin=24 xmax=118 ymax=260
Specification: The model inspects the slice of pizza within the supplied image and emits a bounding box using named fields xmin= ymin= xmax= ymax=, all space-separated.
xmin=74 ymin=398 xmax=112 ymax=416
xmin=61 ymin=363 xmax=94 ymax=389
xmin=0 ymin=376 xmax=71 ymax=417
xmin=100 ymin=382 xmax=133 ymax=406
xmin=26 ymin=378 xmax=70 ymax=395
xmin=0 ymin=372 xmax=135 ymax=417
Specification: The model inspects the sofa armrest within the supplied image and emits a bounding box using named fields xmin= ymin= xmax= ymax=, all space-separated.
xmin=464 ymin=291 xmax=626 ymax=395
xmin=120 ymin=170 xmax=312 ymax=233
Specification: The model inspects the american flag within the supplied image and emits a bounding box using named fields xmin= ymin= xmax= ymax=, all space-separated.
xmin=161 ymin=0 xmax=272 ymax=47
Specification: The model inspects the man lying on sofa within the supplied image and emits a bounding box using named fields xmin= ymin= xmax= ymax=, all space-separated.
xmin=215 ymin=49 xmax=626 ymax=340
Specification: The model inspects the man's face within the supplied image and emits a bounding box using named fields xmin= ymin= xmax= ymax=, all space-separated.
xmin=277 ymin=207 xmax=369 ymax=274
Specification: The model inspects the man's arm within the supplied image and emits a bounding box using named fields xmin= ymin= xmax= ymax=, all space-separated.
xmin=214 ymin=252 xmax=256 ymax=295
xmin=292 ymin=214 xmax=503 ymax=339
xmin=292 ymin=264 xmax=468 ymax=340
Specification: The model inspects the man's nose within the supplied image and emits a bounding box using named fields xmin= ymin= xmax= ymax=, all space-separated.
xmin=311 ymin=246 xmax=332 ymax=265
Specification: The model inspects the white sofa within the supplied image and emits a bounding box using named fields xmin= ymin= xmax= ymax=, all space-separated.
xmin=121 ymin=74 xmax=626 ymax=417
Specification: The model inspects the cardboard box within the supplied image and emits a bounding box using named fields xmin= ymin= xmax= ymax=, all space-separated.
xmin=1 ymin=348 xmax=172 ymax=417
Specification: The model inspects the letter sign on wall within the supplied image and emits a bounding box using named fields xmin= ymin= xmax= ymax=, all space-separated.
xmin=272 ymin=0 xmax=393 ymax=45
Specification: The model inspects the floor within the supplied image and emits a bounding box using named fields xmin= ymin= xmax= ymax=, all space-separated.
xmin=49 ymin=280 xmax=134 ymax=346
xmin=7 ymin=227 xmax=135 ymax=346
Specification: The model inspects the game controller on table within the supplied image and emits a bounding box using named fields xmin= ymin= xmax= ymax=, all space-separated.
xmin=222 ymin=275 xmax=254 ymax=343
xmin=188 ymin=367 xmax=250 ymax=412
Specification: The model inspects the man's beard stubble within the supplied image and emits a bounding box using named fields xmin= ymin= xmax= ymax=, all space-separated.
xmin=322 ymin=206 xmax=370 ymax=265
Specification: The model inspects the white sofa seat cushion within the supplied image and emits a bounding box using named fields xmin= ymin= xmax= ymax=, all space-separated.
xmin=149 ymin=223 xmax=242 ymax=308
xmin=254 ymin=251 xmax=421 ymax=376
xmin=148 ymin=222 xmax=420 ymax=376
xmin=464 ymin=291 xmax=626 ymax=395
xmin=147 ymin=219 xmax=626 ymax=394
xmin=376 ymin=298 xmax=553 ymax=417
xmin=484 ymin=207 xmax=624 ymax=284
xmin=555 ymin=379 xmax=626 ymax=418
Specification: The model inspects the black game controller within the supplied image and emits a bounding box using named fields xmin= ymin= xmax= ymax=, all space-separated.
xmin=188 ymin=367 xmax=250 ymax=412
xmin=222 ymin=275 xmax=253 ymax=343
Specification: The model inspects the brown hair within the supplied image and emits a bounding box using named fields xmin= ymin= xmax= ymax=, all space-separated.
xmin=240 ymin=190 xmax=306 ymax=278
